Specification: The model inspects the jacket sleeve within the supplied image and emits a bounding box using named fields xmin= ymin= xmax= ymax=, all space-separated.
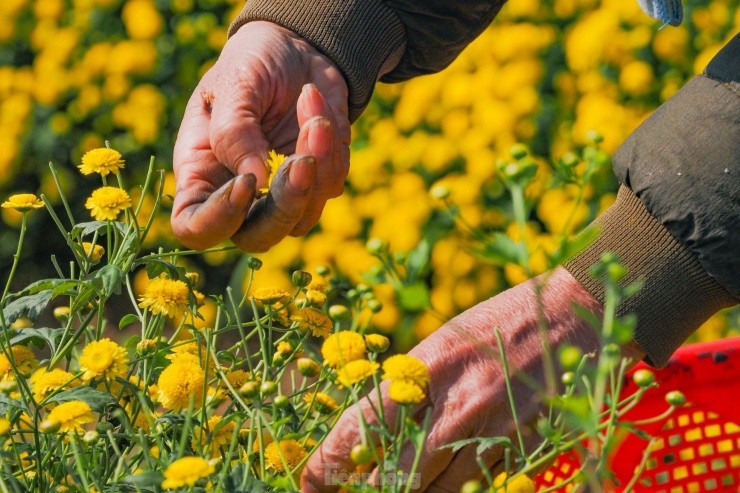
xmin=228 ymin=0 xmax=506 ymax=121
xmin=564 ymin=35 xmax=740 ymax=367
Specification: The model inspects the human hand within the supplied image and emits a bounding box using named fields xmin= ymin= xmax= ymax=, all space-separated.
xmin=302 ymin=268 xmax=636 ymax=492
xmin=171 ymin=21 xmax=350 ymax=252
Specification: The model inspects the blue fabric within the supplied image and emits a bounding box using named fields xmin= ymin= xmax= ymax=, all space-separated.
xmin=636 ymin=0 xmax=683 ymax=26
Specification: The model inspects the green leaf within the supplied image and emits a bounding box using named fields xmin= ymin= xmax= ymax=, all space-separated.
xmin=9 ymin=327 xmax=64 ymax=352
xmin=124 ymin=471 xmax=163 ymax=488
xmin=71 ymin=221 xmax=126 ymax=239
xmin=50 ymin=280 xmax=86 ymax=298
xmin=470 ymin=232 xmax=521 ymax=265
xmin=47 ymin=386 xmax=116 ymax=412
xmin=550 ymin=225 xmax=600 ymax=264
xmin=437 ymin=436 xmax=514 ymax=456
xmin=142 ymin=259 xmax=187 ymax=281
xmin=87 ymin=265 xmax=124 ymax=297
xmin=406 ymin=239 xmax=431 ymax=279
xmin=119 ymin=314 xmax=140 ymax=330
xmin=2 ymin=290 xmax=53 ymax=322
xmin=0 ymin=394 xmax=24 ymax=415
xmin=397 ymin=282 xmax=430 ymax=312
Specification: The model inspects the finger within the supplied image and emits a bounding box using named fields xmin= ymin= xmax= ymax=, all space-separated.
xmin=172 ymin=173 xmax=257 ymax=250
xmin=230 ymin=154 xmax=316 ymax=252
xmin=172 ymin=91 xmax=258 ymax=249
xmin=292 ymin=89 xmax=343 ymax=236
xmin=208 ymin=82 xmax=271 ymax=188
xmin=302 ymin=385 xmax=410 ymax=492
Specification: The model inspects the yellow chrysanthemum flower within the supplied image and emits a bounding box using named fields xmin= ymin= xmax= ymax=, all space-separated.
xmin=0 ymin=417 xmax=9 ymax=437
xmin=303 ymin=391 xmax=339 ymax=415
xmin=260 ymin=149 xmax=286 ymax=193
xmin=223 ymin=369 xmax=250 ymax=390
xmin=493 ymin=472 xmax=536 ymax=493
xmin=82 ymin=242 xmax=105 ymax=262
xmin=291 ymin=307 xmax=333 ymax=338
xmin=1 ymin=193 xmax=44 ymax=212
xmin=157 ymin=360 xmax=205 ymax=411
xmin=161 ymin=456 xmax=215 ymax=490
xmin=138 ymin=276 xmax=190 ymax=319
xmin=252 ymin=286 xmax=290 ymax=305
xmin=388 ymin=380 xmax=425 ymax=405
xmin=30 ymin=368 xmax=79 ymax=402
xmin=264 ymin=439 xmax=307 ymax=473
xmin=79 ymin=338 xmax=129 ymax=381
xmin=85 ymin=186 xmax=132 ymax=221
xmin=192 ymin=415 xmax=236 ymax=457
xmin=335 ymin=359 xmax=379 ymax=387
xmin=46 ymin=400 xmax=95 ymax=433
xmin=0 ymin=346 xmax=37 ymax=380
xmin=321 ymin=331 xmax=366 ymax=368
xmin=78 ymin=148 xmax=125 ymax=176
xmin=382 ymin=354 xmax=430 ymax=387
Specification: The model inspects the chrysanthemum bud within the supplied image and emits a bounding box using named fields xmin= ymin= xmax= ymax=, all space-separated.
xmin=273 ymin=395 xmax=289 ymax=409
xmin=259 ymin=380 xmax=278 ymax=396
xmin=82 ymin=430 xmax=100 ymax=444
xmin=350 ymin=444 xmax=373 ymax=465
xmin=239 ymin=381 xmax=260 ymax=399
xmin=40 ymin=419 xmax=61 ymax=434
xmin=429 ymin=184 xmax=450 ymax=200
xmin=367 ymin=299 xmax=383 ymax=313
xmin=365 ymin=334 xmax=390 ymax=353
xmin=460 ymin=480 xmax=483 ymax=493
xmin=292 ymin=270 xmax=312 ymax=288
xmin=185 ymin=271 xmax=200 ymax=286
xmin=328 ymin=305 xmax=351 ymax=322
xmin=10 ymin=317 xmax=33 ymax=329
xmin=0 ymin=380 xmax=18 ymax=394
xmin=315 ymin=265 xmax=330 ymax=276
xmin=246 ymin=256 xmax=263 ymax=270
xmin=632 ymin=369 xmax=655 ymax=388
xmin=586 ymin=129 xmax=604 ymax=144
xmin=509 ymin=143 xmax=528 ymax=160
xmin=53 ymin=306 xmax=71 ymax=322
xmin=665 ymin=390 xmax=686 ymax=407
xmin=366 ymin=238 xmax=385 ymax=255
xmin=297 ymin=358 xmax=321 ymax=378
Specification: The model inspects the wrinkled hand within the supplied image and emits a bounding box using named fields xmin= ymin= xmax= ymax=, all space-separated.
xmin=172 ymin=21 xmax=350 ymax=252
xmin=302 ymin=268 xmax=637 ymax=492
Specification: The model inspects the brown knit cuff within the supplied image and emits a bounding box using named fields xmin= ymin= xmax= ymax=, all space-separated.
xmin=228 ymin=0 xmax=406 ymax=122
xmin=564 ymin=186 xmax=737 ymax=367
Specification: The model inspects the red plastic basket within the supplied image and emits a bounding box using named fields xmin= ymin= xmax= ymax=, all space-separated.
xmin=535 ymin=336 xmax=740 ymax=492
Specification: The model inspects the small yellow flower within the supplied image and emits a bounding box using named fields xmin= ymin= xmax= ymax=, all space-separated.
xmin=364 ymin=334 xmax=390 ymax=353
xmin=0 ymin=346 xmax=38 ymax=380
xmin=388 ymin=380 xmax=425 ymax=405
xmin=223 ymin=369 xmax=250 ymax=390
xmin=382 ymin=354 xmax=430 ymax=387
xmin=157 ymin=360 xmax=205 ymax=411
xmin=82 ymin=242 xmax=105 ymax=262
xmin=335 ymin=359 xmax=379 ymax=387
xmin=78 ymin=148 xmax=125 ymax=176
xmin=192 ymin=415 xmax=236 ymax=457
xmin=0 ymin=418 xmax=10 ymax=437
xmin=2 ymin=193 xmax=44 ymax=212
xmin=264 ymin=439 xmax=307 ymax=473
xmin=46 ymin=400 xmax=95 ymax=433
xmin=493 ymin=472 xmax=536 ymax=493
xmin=291 ymin=307 xmax=332 ymax=338
xmin=321 ymin=331 xmax=366 ymax=368
xmin=138 ymin=276 xmax=190 ymax=319
xmin=30 ymin=368 xmax=79 ymax=402
xmin=85 ymin=186 xmax=132 ymax=221
xmin=79 ymin=338 xmax=129 ymax=381
xmin=305 ymin=289 xmax=327 ymax=306
xmin=252 ymin=287 xmax=290 ymax=305
xmin=303 ymin=391 xmax=339 ymax=414
xmin=260 ymin=149 xmax=287 ymax=193
xmin=161 ymin=456 xmax=215 ymax=489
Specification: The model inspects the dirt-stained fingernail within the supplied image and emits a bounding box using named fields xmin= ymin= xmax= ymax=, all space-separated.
xmin=288 ymin=157 xmax=315 ymax=193
xmin=229 ymin=174 xmax=256 ymax=211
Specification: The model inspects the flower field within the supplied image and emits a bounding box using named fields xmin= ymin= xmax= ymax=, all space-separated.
xmin=0 ymin=0 xmax=738 ymax=491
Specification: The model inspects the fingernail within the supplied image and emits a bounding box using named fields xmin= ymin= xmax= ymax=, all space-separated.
xmin=288 ymin=157 xmax=314 ymax=193
xmin=308 ymin=118 xmax=331 ymax=155
xmin=302 ymin=83 xmax=317 ymax=95
xmin=229 ymin=174 xmax=256 ymax=211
